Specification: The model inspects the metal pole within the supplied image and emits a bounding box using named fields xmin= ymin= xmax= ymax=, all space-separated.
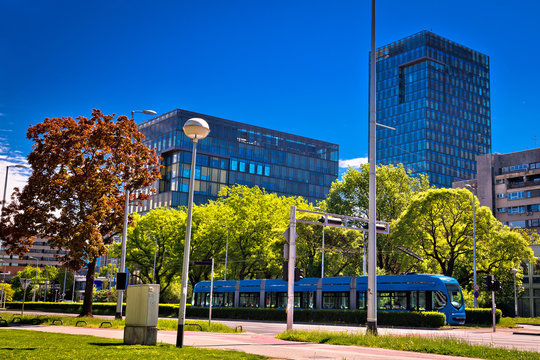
xmin=152 ymin=235 xmax=158 ymax=284
xmin=367 ymin=0 xmax=378 ymax=336
xmin=224 ymin=228 xmax=229 ymax=281
xmin=286 ymin=206 xmax=296 ymax=331
xmin=209 ymin=258 xmax=214 ymax=327
xmin=472 ymin=191 xmax=477 ymax=308
xmin=321 ymin=225 xmax=325 ymax=278
xmin=513 ymin=272 xmax=518 ymax=317
xmin=1 ymin=166 xmax=10 ymax=217
xmin=177 ymin=138 xmax=198 ymax=348
xmin=72 ymin=272 xmax=76 ymax=301
xmin=492 ymin=285 xmax=496 ymax=332
xmin=62 ymin=267 xmax=67 ymax=301
xmin=115 ymin=187 xmax=129 ymax=319
xmin=363 ymin=233 xmax=367 ymax=276
xmin=45 ymin=261 xmax=49 ymax=302
xmin=33 ymin=260 xmax=38 ymax=302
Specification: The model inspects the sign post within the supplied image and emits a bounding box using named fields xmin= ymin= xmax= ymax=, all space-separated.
xmin=19 ymin=278 xmax=32 ymax=315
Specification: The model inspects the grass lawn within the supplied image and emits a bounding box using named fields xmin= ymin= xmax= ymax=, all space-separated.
xmin=0 ymin=329 xmax=264 ymax=360
xmin=0 ymin=312 xmax=236 ymax=332
xmin=276 ymin=330 xmax=540 ymax=360
xmin=499 ymin=316 xmax=540 ymax=327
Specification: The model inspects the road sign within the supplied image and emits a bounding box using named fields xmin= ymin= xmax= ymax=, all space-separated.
xmin=474 ymin=284 xmax=479 ymax=292
xmin=20 ymin=278 xmax=32 ymax=290
xmin=282 ymin=227 xmax=297 ymax=243
xmin=194 ymin=260 xmax=213 ymax=265
xmin=474 ymin=290 xmax=479 ymax=298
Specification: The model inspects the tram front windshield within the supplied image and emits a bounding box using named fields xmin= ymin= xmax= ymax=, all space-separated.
xmin=445 ymin=283 xmax=464 ymax=309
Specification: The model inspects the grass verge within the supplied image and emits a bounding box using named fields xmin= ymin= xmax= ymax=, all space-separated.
xmin=499 ymin=316 xmax=540 ymax=327
xmin=276 ymin=330 xmax=540 ymax=360
xmin=0 ymin=312 xmax=237 ymax=333
xmin=0 ymin=329 xmax=263 ymax=360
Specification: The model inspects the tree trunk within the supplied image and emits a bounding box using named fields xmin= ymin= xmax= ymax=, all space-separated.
xmin=80 ymin=258 xmax=97 ymax=317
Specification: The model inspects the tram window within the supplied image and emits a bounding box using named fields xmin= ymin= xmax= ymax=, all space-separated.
xmin=323 ymin=291 xmax=349 ymax=309
xmin=213 ymin=292 xmax=234 ymax=307
xmin=378 ymin=291 xmax=408 ymax=310
xmin=410 ymin=291 xmax=427 ymax=311
xmin=357 ymin=291 xmax=366 ymax=309
xmin=432 ymin=290 xmax=447 ymax=310
xmin=194 ymin=292 xmax=209 ymax=307
xmin=239 ymin=292 xmax=260 ymax=307
xmin=265 ymin=292 xmax=287 ymax=308
xmin=298 ymin=292 xmax=315 ymax=309
xmin=445 ymin=283 xmax=463 ymax=310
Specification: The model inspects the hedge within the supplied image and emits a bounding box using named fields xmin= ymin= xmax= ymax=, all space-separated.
xmin=465 ymin=308 xmax=501 ymax=325
xmin=5 ymin=302 xmax=446 ymax=328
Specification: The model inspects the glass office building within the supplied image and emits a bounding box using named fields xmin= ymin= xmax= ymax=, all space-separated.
xmin=133 ymin=109 xmax=339 ymax=212
xmin=374 ymin=31 xmax=491 ymax=187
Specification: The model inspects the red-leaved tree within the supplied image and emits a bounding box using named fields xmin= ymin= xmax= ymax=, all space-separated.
xmin=0 ymin=109 xmax=161 ymax=316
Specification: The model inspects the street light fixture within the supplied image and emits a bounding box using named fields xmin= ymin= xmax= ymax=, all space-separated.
xmin=2 ymin=164 xmax=27 ymax=217
xmin=115 ymin=109 xmax=157 ymax=320
xmin=177 ymin=118 xmax=210 ymax=348
xmin=465 ymin=184 xmax=478 ymax=308
xmin=219 ymin=225 xmax=229 ymax=281
xmin=511 ymin=268 xmax=518 ymax=317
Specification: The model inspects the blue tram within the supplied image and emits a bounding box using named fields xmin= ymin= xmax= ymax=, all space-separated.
xmin=192 ymin=274 xmax=466 ymax=325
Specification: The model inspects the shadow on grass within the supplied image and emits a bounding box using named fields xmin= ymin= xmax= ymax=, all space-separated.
xmin=0 ymin=347 xmax=37 ymax=350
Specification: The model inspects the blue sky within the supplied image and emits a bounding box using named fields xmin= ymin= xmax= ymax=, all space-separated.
xmin=1 ymin=0 xmax=539 ymax=195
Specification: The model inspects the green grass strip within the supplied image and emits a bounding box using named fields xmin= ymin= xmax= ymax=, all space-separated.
xmin=276 ymin=330 xmax=540 ymax=360
xmin=0 ymin=329 xmax=264 ymax=360
xmin=0 ymin=312 xmax=237 ymax=333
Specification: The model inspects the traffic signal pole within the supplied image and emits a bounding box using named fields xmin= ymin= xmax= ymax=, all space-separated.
xmin=286 ymin=206 xmax=296 ymax=331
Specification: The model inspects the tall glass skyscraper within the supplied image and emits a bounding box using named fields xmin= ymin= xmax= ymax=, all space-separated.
xmin=133 ymin=109 xmax=339 ymax=212
xmin=374 ymin=31 xmax=491 ymax=187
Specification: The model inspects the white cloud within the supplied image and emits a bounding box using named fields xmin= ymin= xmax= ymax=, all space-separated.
xmin=339 ymin=157 xmax=368 ymax=169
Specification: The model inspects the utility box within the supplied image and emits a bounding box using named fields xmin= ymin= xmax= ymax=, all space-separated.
xmin=124 ymin=284 xmax=160 ymax=345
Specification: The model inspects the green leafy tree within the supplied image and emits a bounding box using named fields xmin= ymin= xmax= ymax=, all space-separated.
xmin=0 ymin=109 xmax=161 ymax=316
xmin=0 ymin=282 xmax=14 ymax=302
xmin=111 ymin=208 xmax=184 ymax=300
xmin=325 ymin=164 xmax=430 ymax=273
xmin=393 ymin=188 xmax=534 ymax=296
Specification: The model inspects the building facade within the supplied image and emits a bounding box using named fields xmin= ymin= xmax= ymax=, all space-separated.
xmin=374 ymin=31 xmax=492 ymax=187
xmin=132 ymin=109 xmax=339 ymax=212
xmin=454 ymin=149 xmax=540 ymax=316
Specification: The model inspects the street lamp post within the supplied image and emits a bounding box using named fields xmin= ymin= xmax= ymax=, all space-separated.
xmin=465 ymin=184 xmax=478 ymax=308
xmin=2 ymin=164 xmax=27 ymax=217
xmin=152 ymin=235 xmax=158 ymax=284
xmin=115 ymin=109 xmax=157 ymax=320
xmin=177 ymin=118 xmax=210 ymax=348
xmin=367 ymin=0 xmax=378 ymax=335
xmin=511 ymin=268 xmax=518 ymax=317
xmin=28 ymin=257 xmax=39 ymax=302
xmin=219 ymin=225 xmax=229 ymax=281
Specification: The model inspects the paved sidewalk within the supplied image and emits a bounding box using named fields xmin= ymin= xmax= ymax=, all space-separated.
xmin=1 ymin=325 xmax=481 ymax=360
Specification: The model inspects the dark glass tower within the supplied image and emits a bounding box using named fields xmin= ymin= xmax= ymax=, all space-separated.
xmin=374 ymin=31 xmax=491 ymax=187
xmin=133 ymin=109 xmax=339 ymax=212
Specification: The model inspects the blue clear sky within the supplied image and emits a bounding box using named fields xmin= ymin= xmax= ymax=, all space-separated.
xmin=1 ymin=0 xmax=539 ymax=192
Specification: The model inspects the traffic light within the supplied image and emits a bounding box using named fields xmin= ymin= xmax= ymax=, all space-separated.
xmin=493 ymin=280 xmax=501 ymax=292
xmin=483 ymin=275 xmax=493 ymax=291
xmin=294 ymin=267 xmax=304 ymax=282
xmin=282 ymin=261 xmax=288 ymax=281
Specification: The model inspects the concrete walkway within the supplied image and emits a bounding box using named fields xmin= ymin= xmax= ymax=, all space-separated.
xmin=1 ymin=325 xmax=482 ymax=360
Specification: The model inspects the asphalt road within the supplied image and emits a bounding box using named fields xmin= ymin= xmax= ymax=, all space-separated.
xmin=4 ymin=310 xmax=540 ymax=354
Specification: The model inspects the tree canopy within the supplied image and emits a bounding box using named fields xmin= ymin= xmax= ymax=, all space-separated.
xmin=325 ymin=164 xmax=430 ymax=273
xmin=0 ymin=109 xmax=161 ymax=315
xmin=392 ymin=188 xmax=534 ymax=304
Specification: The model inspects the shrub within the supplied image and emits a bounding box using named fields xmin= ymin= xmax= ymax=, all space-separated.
xmin=465 ymin=308 xmax=501 ymax=325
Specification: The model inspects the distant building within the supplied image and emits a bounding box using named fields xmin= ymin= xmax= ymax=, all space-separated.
xmin=0 ymin=238 xmax=67 ymax=281
xmin=132 ymin=109 xmax=339 ymax=212
xmin=374 ymin=31 xmax=491 ymax=187
xmin=454 ymin=149 xmax=540 ymax=317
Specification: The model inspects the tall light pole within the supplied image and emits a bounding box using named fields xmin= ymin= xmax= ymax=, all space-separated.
xmin=115 ymin=109 xmax=157 ymax=319
xmin=177 ymin=118 xmax=210 ymax=348
xmin=465 ymin=184 xmax=478 ymax=308
xmin=151 ymin=235 xmax=158 ymax=284
xmin=367 ymin=0 xmax=378 ymax=335
xmin=219 ymin=225 xmax=229 ymax=280
xmin=511 ymin=268 xmax=518 ymax=317
xmin=28 ymin=257 xmax=39 ymax=302
xmin=2 ymin=164 xmax=27 ymax=217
